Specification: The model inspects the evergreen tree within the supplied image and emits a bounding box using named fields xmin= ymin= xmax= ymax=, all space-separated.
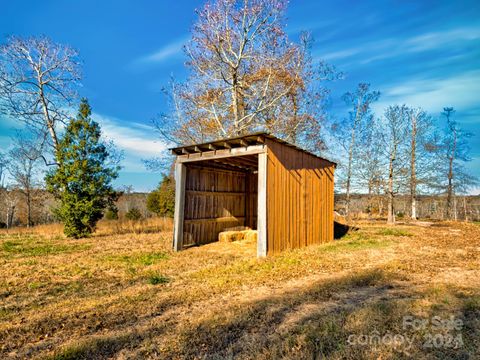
xmin=146 ymin=175 xmax=175 ymax=217
xmin=46 ymin=99 xmax=120 ymax=238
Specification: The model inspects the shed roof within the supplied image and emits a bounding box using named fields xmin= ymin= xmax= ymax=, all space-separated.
xmin=170 ymin=132 xmax=336 ymax=166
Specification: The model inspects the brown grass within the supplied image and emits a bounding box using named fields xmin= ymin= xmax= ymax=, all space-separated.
xmin=0 ymin=220 xmax=479 ymax=359
xmin=0 ymin=217 xmax=173 ymax=239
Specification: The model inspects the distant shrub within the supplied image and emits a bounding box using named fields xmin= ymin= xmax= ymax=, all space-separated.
xmin=125 ymin=207 xmax=142 ymax=221
xmin=104 ymin=207 xmax=118 ymax=220
xmin=147 ymin=175 xmax=175 ymax=217
xmin=0 ymin=222 xmax=6 ymax=229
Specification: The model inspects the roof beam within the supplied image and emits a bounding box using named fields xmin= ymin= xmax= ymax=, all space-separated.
xmin=176 ymin=144 xmax=266 ymax=164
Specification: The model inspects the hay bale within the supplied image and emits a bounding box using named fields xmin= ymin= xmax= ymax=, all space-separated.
xmin=218 ymin=229 xmax=258 ymax=243
xmin=218 ymin=230 xmax=245 ymax=243
xmin=242 ymin=230 xmax=257 ymax=243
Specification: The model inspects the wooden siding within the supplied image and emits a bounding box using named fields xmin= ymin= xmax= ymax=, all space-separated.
xmin=245 ymin=172 xmax=258 ymax=229
xmin=182 ymin=165 xmax=257 ymax=247
xmin=265 ymin=139 xmax=335 ymax=255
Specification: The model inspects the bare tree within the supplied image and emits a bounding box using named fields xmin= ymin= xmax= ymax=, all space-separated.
xmin=409 ymin=109 xmax=419 ymax=220
xmin=441 ymin=107 xmax=476 ymax=220
xmin=444 ymin=107 xmax=456 ymax=219
xmin=7 ymin=134 xmax=43 ymax=227
xmin=154 ymin=0 xmax=338 ymax=150
xmin=0 ymin=152 xmax=8 ymax=188
xmin=0 ymin=36 xmax=81 ymax=162
xmin=3 ymin=187 xmax=18 ymax=229
xmin=406 ymin=107 xmax=437 ymax=220
xmin=340 ymin=83 xmax=380 ymax=216
xmin=353 ymin=120 xmax=385 ymax=216
xmin=0 ymin=152 xmax=8 ymax=227
xmin=383 ymin=105 xmax=409 ymax=224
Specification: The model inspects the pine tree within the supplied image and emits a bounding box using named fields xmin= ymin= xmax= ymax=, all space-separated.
xmin=46 ymin=99 xmax=120 ymax=238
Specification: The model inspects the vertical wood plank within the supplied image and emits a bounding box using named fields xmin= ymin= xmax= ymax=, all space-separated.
xmin=258 ymin=151 xmax=268 ymax=257
xmin=173 ymin=162 xmax=186 ymax=251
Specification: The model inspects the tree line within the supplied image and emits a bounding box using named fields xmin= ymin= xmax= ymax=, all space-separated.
xmin=336 ymin=89 xmax=477 ymax=222
xmin=1 ymin=0 xmax=478 ymax=236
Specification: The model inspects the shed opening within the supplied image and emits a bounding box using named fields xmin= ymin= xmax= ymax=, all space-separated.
xmin=181 ymin=154 xmax=258 ymax=248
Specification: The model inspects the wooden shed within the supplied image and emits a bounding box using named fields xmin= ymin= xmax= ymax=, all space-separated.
xmin=170 ymin=132 xmax=336 ymax=257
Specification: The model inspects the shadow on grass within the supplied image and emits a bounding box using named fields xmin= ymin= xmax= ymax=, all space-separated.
xmin=334 ymin=221 xmax=358 ymax=239
xmin=9 ymin=269 xmax=480 ymax=359
xmin=171 ymin=269 xmax=478 ymax=359
xmin=3 ymin=288 xmax=182 ymax=360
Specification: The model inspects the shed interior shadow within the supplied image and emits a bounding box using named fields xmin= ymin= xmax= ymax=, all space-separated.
xmin=182 ymin=154 xmax=259 ymax=247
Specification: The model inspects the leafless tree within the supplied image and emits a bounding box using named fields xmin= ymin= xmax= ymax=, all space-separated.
xmin=7 ymin=134 xmax=43 ymax=227
xmin=0 ymin=152 xmax=8 ymax=188
xmin=443 ymin=107 xmax=456 ymax=219
xmin=383 ymin=105 xmax=409 ymax=224
xmin=440 ymin=107 xmax=476 ymax=220
xmin=3 ymin=187 xmax=18 ymax=228
xmin=0 ymin=36 xmax=81 ymax=162
xmin=353 ymin=120 xmax=385 ymax=215
xmin=340 ymin=83 xmax=380 ymax=216
xmin=154 ymin=0 xmax=339 ymax=151
xmin=406 ymin=107 xmax=438 ymax=220
xmin=0 ymin=152 xmax=8 ymax=226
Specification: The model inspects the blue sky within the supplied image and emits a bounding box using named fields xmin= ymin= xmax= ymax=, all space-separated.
xmin=1 ymin=0 xmax=479 ymax=192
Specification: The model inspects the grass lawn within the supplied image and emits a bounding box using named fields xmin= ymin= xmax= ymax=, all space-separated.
xmin=0 ymin=219 xmax=479 ymax=359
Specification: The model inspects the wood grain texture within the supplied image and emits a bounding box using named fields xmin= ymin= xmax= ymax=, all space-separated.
xmin=173 ymin=163 xmax=186 ymax=251
xmin=265 ymin=139 xmax=335 ymax=255
xmin=182 ymin=163 xmax=258 ymax=247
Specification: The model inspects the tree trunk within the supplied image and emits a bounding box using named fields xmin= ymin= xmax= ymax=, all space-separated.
xmin=446 ymin=128 xmax=457 ymax=219
xmin=345 ymin=126 xmax=357 ymax=216
xmin=26 ymin=189 xmax=32 ymax=228
xmin=453 ymin=195 xmax=458 ymax=221
xmin=345 ymin=104 xmax=363 ymax=217
xmin=387 ymin=153 xmax=395 ymax=224
xmin=231 ymin=69 xmax=244 ymax=135
xmin=463 ymin=196 xmax=468 ymax=221
xmin=38 ymin=75 xmax=60 ymax=153
xmin=446 ymin=156 xmax=454 ymax=219
xmin=7 ymin=206 xmax=15 ymax=229
xmin=410 ymin=111 xmax=417 ymax=220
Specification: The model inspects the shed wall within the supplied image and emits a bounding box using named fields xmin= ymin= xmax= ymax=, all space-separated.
xmin=265 ymin=139 xmax=335 ymax=255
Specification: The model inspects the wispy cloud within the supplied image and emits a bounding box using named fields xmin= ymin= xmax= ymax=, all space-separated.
xmin=322 ymin=48 xmax=362 ymax=61
xmin=133 ymin=37 xmax=188 ymax=66
xmin=92 ymin=113 xmax=168 ymax=172
xmin=372 ymin=70 xmax=480 ymax=115
xmin=404 ymin=26 xmax=480 ymax=52
xmin=318 ymin=25 xmax=480 ymax=64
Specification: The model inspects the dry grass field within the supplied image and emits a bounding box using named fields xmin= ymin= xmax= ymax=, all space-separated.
xmin=1 ymin=219 xmax=479 ymax=359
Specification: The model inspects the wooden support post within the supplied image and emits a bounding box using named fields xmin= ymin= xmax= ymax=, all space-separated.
xmin=173 ymin=162 xmax=186 ymax=251
xmin=257 ymin=151 xmax=267 ymax=257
